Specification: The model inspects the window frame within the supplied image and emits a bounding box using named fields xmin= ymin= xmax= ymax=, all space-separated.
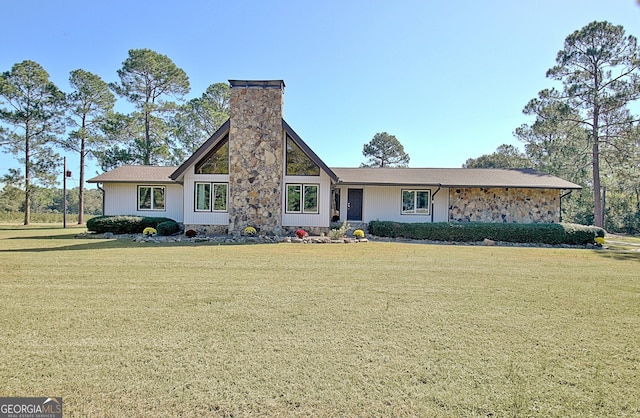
xmin=194 ymin=135 xmax=229 ymax=174
xmin=194 ymin=182 xmax=228 ymax=212
xmin=138 ymin=186 xmax=166 ymax=211
xmin=195 ymin=182 xmax=211 ymax=212
xmin=401 ymin=189 xmax=430 ymax=215
xmin=286 ymin=183 xmax=320 ymax=214
xmin=286 ymin=135 xmax=320 ymax=176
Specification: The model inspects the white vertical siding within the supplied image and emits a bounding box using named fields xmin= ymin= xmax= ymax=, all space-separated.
xmin=282 ymin=171 xmax=332 ymax=227
xmin=103 ymin=183 xmax=184 ymax=222
xmin=336 ymin=185 xmax=449 ymax=223
xmin=182 ymin=169 xmax=229 ymax=226
xmin=180 ymin=166 xmax=332 ymax=228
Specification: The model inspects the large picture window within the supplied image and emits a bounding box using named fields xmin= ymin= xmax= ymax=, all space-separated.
xmin=402 ymin=190 xmax=430 ymax=215
xmin=195 ymin=182 xmax=228 ymax=212
xmin=195 ymin=135 xmax=229 ymax=174
xmin=286 ymin=184 xmax=319 ymax=214
xmin=286 ymin=135 xmax=320 ymax=176
xmin=138 ymin=186 xmax=165 ymax=211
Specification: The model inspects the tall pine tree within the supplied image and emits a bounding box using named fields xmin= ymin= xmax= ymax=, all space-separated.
xmin=518 ymin=21 xmax=640 ymax=227
xmin=0 ymin=60 xmax=65 ymax=225
xmin=64 ymin=69 xmax=115 ymax=224
xmin=108 ymin=48 xmax=190 ymax=166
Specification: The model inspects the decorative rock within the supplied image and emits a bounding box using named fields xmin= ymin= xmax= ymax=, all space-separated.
xmin=483 ymin=238 xmax=496 ymax=246
xmin=228 ymin=83 xmax=284 ymax=234
xmin=449 ymin=188 xmax=560 ymax=223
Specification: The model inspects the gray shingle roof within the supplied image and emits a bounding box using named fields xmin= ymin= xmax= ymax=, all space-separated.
xmin=331 ymin=167 xmax=581 ymax=189
xmin=87 ymin=165 xmax=178 ymax=184
xmin=89 ymin=165 xmax=581 ymax=190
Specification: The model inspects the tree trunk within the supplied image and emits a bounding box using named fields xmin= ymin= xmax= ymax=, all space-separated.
xmin=592 ymin=107 xmax=603 ymax=228
xmin=24 ymin=125 xmax=31 ymax=226
xmin=144 ymin=108 xmax=151 ymax=165
xmin=78 ymin=136 xmax=85 ymax=225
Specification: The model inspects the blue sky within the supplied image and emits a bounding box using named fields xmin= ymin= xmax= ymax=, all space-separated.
xmin=1 ymin=0 xmax=640 ymax=188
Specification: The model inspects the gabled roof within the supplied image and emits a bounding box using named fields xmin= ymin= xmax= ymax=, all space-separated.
xmin=168 ymin=118 xmax=338 ymax=182
xmin=283 ymin=120 xmax=338 ymax=182
xmin=331 ymin=167 xmax=582 ymax=189
xmin=87 ymin=165 xmax=178 ymax=184
xmin=88 ymin=165 xmax=581 ymax=190
xmin=170 ymin=119 xmax=231 ymax=181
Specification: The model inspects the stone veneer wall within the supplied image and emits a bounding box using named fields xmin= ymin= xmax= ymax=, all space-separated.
xmin=227 ymin=82 xmax=284 ymax=234
xmin=449 ymin=188 xmax=561 ymax=223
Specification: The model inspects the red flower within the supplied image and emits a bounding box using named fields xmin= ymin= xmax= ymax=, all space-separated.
xmin=295 ymin=229 xmax=308 ymax=238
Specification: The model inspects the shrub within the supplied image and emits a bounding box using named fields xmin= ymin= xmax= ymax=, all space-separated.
xmin=244 ymin=226 xmax=257 ymax=236
xmin=156 ymin=220 xmax=180 ymax=236
xmin=143 ymin=227 xmax=157 ymax=236
xmin=295 ymin=229 xmax=308 ymax=239
xmin=353 ymin=229 xmax=365 ymax=238
xmin=368 ymin=221 xmax=605 ymax=245
xmin=329 ymin=220 xmax=350 ymax=240
xmin=87 ymin=215 xmax=176 ymax=234
xmin=185 ymin=229 xmax=197 ymax=238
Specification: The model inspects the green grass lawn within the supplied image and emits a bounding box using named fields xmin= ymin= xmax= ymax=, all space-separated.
xmin=0 ymin=226 xmax=638 ymax=417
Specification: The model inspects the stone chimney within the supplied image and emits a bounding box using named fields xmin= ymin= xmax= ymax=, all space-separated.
xmin=227 ymin=80 xmax=285 ymax=234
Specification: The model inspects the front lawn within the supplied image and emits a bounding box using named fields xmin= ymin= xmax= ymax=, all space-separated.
xmin=0 ymin=226 xmax=638 ymax=417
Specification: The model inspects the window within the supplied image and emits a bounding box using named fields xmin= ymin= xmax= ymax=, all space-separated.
xmin=213 ymin=183 xmax=228 ymax=211
xmin=304 ymin=185 xmax=318 ymax=213
xmin=195 ymin=135 xmax=229 ymax=174
xmin=138 ymin=186 xmax=165 ymax=211
xmin=402 ymin=190 xmax=430 ymax=215
xmin=286 ymin=135 xmax=320 ymax=176
xmin=286 ymin=184 xmax=319 ymax=214
xmin=195 ymin=183 xmax=211 ymax=211
xmin=195 ymin=182 xmax=228 ymax=212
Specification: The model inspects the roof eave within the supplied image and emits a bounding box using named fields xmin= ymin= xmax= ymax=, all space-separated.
xmin=283 ymin=120 xmax=338 ymax=182
xmin=87 ymin=179 xmax=175 ymax=184
xmin=170 ymin=119 xmax=230 ymax=181
xmin=334 ymin=180 xmax=582 ymax=189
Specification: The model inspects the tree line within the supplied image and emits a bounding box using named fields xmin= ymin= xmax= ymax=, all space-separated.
xmin=0 ymin=185 xmax=102 ymax=218
xmin=465 ymin=21 xmax=640 ymax=233
xmin=0 ymin=49 xmax=230 ymax=225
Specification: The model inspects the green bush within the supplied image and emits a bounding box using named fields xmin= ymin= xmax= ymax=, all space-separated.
xmin=368 ymin=221 xmax=605 ymax=245
xmin=156 ymin=220 xmax=180 ymax=236
xmin=87 ymin=215 xmax=176 ymax=234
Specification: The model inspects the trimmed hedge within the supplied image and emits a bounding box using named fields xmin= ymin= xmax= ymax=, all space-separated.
xmin=156 ymin=220 xmax=180 ymax=236
xmin=368 ymin=221 xmax=605 ymax=245
xmin=87 ymin=215 xmax=177 ymax=234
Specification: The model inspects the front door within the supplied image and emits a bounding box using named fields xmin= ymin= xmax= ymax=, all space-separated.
xmin=347 ymin=189 xmax=363 ymax=221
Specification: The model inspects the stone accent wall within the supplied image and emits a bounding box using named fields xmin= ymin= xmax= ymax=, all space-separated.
xmin=449 ymin=188 xmax=561 ymax=223
xmin=228 ymin=82 xmax=284 ymax=234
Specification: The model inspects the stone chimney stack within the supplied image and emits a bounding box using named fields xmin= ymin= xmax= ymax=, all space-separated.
xmin=227 ymin=80 xmax=285 ymax=234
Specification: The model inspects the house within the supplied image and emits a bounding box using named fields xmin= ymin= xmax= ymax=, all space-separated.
xmin=88 ymin=80 xmax=581 ymax=235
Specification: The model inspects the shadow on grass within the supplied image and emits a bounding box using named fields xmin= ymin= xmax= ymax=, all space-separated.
xmin=4 ymin=232 xmax=81 ymax=240
xmin=0 ymin=236 xmax=226 ymax=252
xmin=594 ymin=249 xmax=640 ymax=262
xmin=0 ymin=224 xmax=83 ymax=231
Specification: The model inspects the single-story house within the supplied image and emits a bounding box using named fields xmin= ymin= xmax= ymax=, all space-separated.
xmin=88 ymin=79 xmax=581 ymax=235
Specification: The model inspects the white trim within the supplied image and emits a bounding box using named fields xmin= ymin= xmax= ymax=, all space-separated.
xmin=401 ymin=189 xmax=431 ymax=215
xmin=137 ymin=185 xmax=166 ymax=211
xmin=194 ymin=182 xmax=228 ymax=212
